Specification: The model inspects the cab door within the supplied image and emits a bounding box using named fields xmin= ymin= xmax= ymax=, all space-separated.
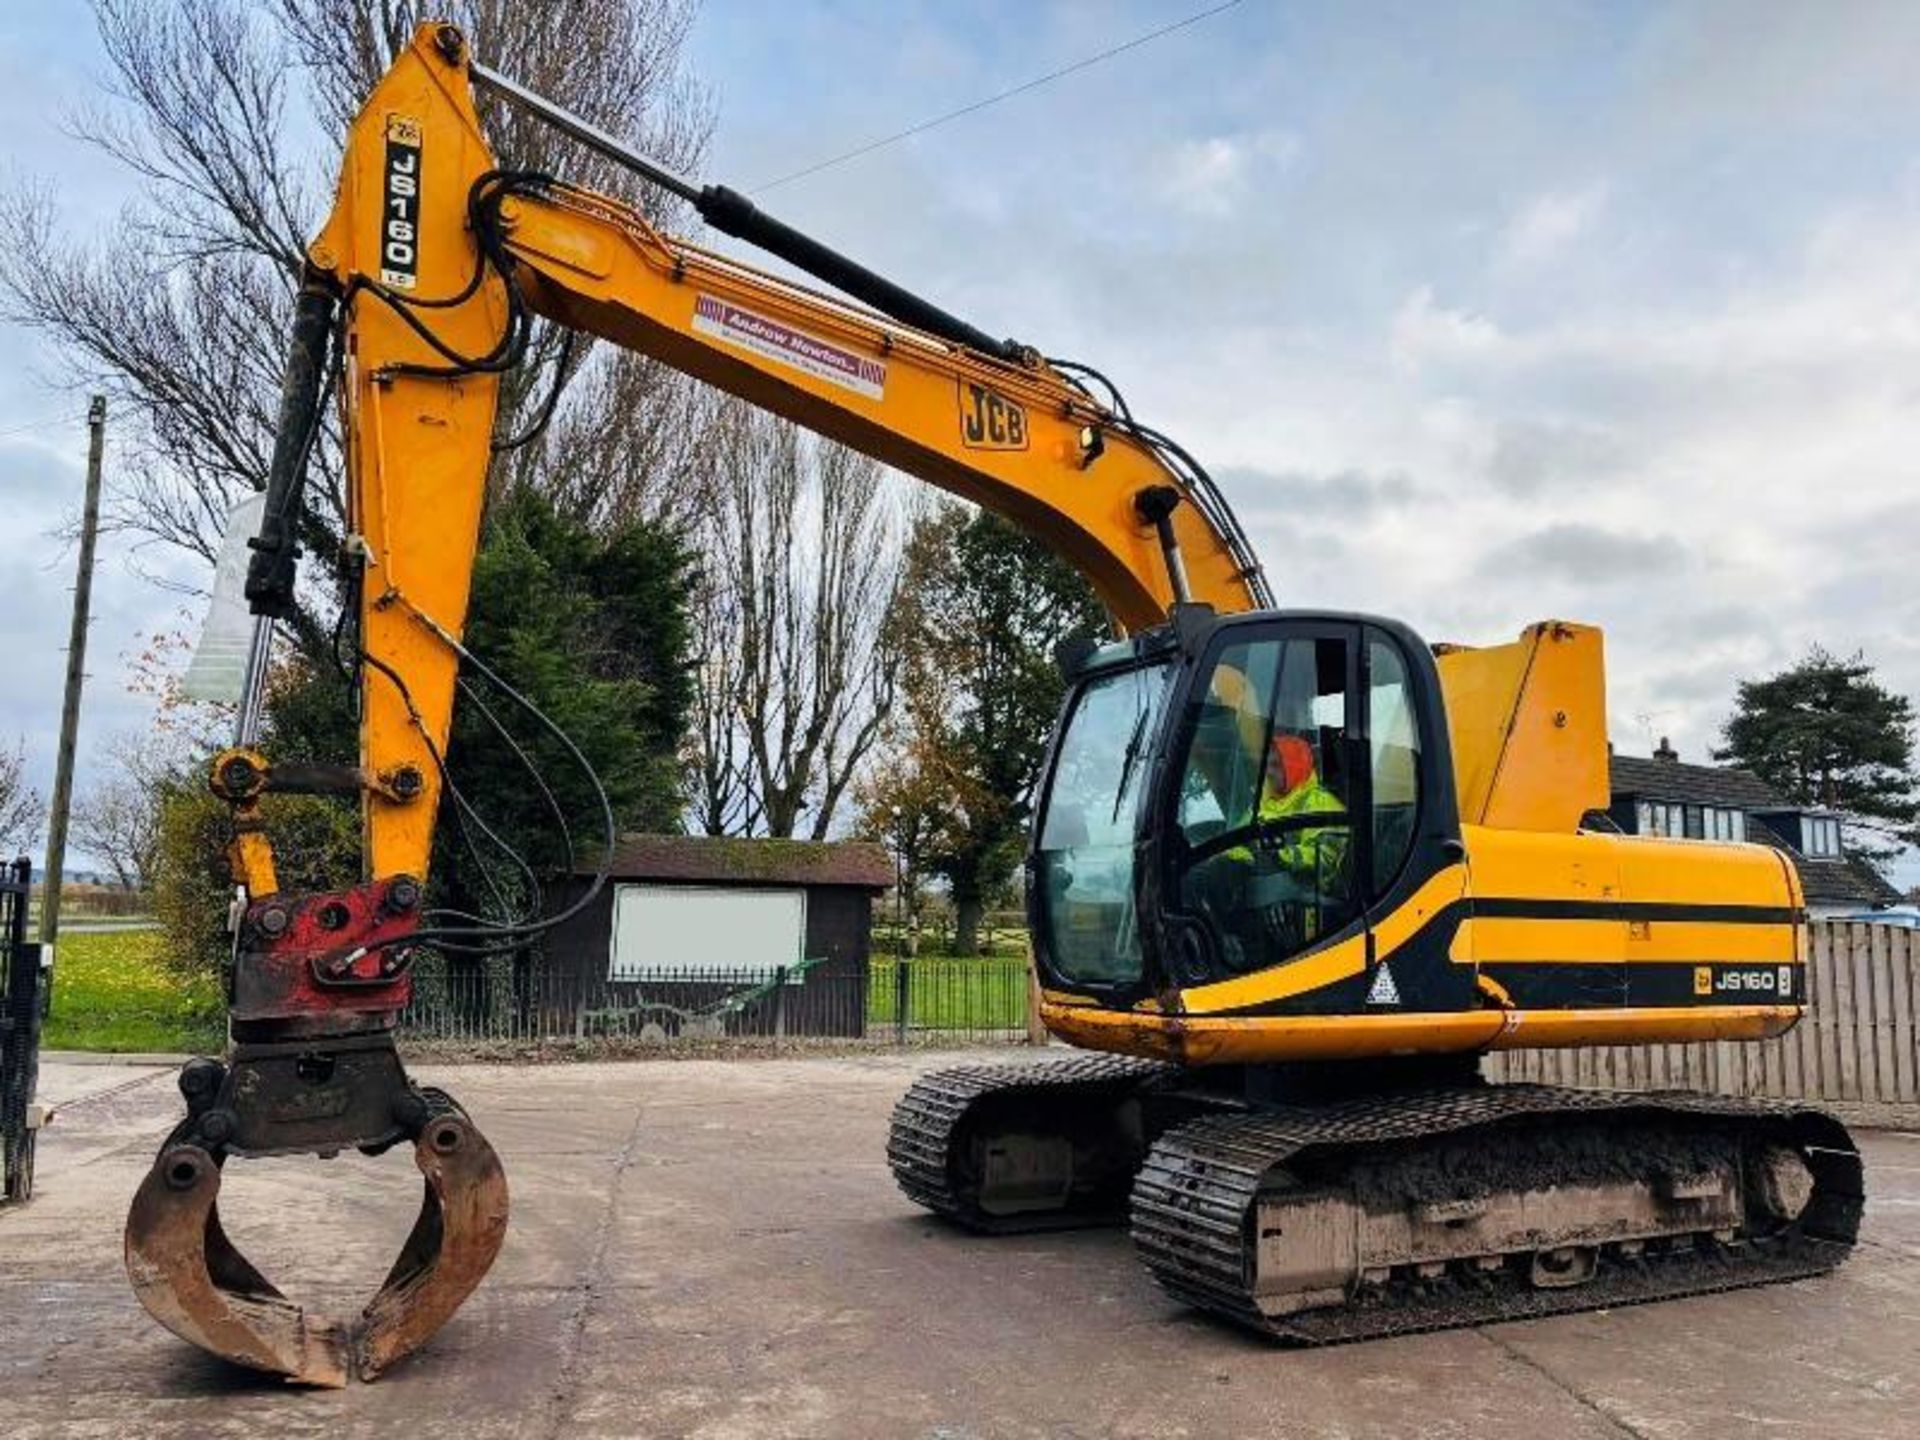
xmin=1355 ymin=624 xmax=1474 ymax=1013
xmin=1156 ymin=619 xmax=1369 ymax=989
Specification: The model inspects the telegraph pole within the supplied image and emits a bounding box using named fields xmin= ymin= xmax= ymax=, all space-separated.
xmin=40 ymin=395 xmax=106 ymax=955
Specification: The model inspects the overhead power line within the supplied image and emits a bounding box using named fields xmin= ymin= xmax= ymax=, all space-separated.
xmin=751 ymin=0 xmax=1245 ymax=194
xmin=0 ymin=409 xmax=89 ymax=443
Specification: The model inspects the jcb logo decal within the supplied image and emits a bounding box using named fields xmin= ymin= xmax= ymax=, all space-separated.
xmin=1694 ymin=966 xmax=1712 ymax=997
xmin=959 ymin=382 xmax=1028 ymax=451
xmin=380 ymin=114 xmax=423 ymax=291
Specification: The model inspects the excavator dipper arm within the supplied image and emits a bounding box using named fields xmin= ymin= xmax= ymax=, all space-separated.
xmin=127 ymin=22 xmax=1263 ymax=1383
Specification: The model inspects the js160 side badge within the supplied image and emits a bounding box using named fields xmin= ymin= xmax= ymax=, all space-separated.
xmin=380 ymin=114 xmax=423 ymax=291
xmin=1697 ymin=964 xmax=1796 ymax=999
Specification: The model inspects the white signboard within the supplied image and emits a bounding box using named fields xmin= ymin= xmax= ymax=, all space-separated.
xmin=608 ymin=884 xmax=806 ymax=980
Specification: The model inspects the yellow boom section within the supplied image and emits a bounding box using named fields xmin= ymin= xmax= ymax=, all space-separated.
xmin=501 ymin=193 xmax=1258 ymax=626
xmin=306 ymin=35 xmax=506 ymax=881
xmin=305 ymin=26 xmax=1264 ymax=884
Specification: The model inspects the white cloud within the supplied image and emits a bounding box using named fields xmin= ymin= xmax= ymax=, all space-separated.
xmin=1389 ymin=286 xmax=1503 ymax=374
xmin=1156 ymin=130 xmax=1299 ymax=218
xmin=1498 ymin=182 xmax=1610 ymax=268
xmin=1109 ymin=170 xmax=1920 ymax=830
xmin=1388 ymin=201 xmax=1918 ymax=781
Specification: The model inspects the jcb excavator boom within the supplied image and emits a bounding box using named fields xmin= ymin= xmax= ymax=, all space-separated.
xmin=125 ymin=21 xmax=1273 ymax=1384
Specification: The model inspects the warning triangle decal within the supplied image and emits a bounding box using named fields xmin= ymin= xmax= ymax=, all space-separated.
xmin=1365 ymin=963 xmax=1400 ymax=1007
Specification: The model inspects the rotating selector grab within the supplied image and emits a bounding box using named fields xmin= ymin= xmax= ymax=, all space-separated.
xmin=124 ymin=1045 xmax=508 ymax=1385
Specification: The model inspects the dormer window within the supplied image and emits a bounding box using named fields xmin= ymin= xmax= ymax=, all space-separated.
xmin=1634 ymin=800 xmax=1744 ymax=842
xmin=1636 ymin=800 xmax=1682 ymax=837
xmin=1703 ymin=806 xmax=1743 ymax=842
xmin=1802 ymin=815 xmax=1841 ymax=857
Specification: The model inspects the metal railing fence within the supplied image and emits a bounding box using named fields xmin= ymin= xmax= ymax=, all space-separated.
xmin=397 ymin=953 xmax=1034 ymax=1048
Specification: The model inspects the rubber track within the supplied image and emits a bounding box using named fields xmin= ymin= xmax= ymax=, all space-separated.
xmin=888 ymin=1054 xmax=1175 ymax=1232
xmin=1130 ymin=1083 xmax=1863 ymax=1343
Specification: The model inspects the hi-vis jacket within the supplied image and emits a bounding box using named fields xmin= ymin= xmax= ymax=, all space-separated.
xmin=1255 ymin=774 xmax=1348 ymax=883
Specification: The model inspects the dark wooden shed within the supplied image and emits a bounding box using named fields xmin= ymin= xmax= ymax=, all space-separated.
xmin=544 ymin=835 xmax=893 ymax=1037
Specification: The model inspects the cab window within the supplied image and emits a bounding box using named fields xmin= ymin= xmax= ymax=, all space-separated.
xmin=1367 ymin=635 xmax=1422 ymax=897
xmin=1034 ymin=662 xmax=1171 ymax=986
xmin=1169 ymin=632 xmax=1358 ymax=973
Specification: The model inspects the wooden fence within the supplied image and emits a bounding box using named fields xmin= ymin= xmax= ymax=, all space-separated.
xmin=387 ymin=921 xmax=1917 ymax=1104
xmin=1491 ymin=921 xmax=1920 ymax=1111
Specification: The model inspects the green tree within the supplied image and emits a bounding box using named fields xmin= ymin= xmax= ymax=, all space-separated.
xmin=151 ymin=785 xmax=359 ymax=981
xmin=155 ymin=488 xmax=695 ymax=981
xmin=852 ymin=727 xmax=954 ymax=954
xmin=1715 ymin=648 xmax=1920 ymax=868
xmin=884 ymin=505 xmax=1106 ymax=955
xmin=434 ymin=488 xmax=694 ymax=923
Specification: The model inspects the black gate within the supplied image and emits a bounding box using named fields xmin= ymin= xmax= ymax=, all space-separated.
xmin=0 ymin=859 xmax=42 ymax=1203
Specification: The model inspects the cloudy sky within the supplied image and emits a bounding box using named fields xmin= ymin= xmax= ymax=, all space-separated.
xmin=2 ymin=1 xmax=1917 ymax=877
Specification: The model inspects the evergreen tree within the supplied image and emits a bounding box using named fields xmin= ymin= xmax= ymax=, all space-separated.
xmin=440 ymin=488 xmax=694 ymax=920
xmin=255 ymin=487 xmax=695 ymax=930
xmin=1715 ymin=648 xmax=1920 ymax=869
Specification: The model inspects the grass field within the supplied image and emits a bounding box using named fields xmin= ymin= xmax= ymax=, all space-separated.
xmin=866 ymin=954 xmax=1030 ymax=1032
xmin=34 ymin=934 xmax=1028 ymax=1051
xmin=42 ymin=929 xmax=224 ymax=1054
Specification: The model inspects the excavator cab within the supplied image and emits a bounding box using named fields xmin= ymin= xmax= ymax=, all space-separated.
xmin=1031 ymin=610 xmax=1465 ymax=1007
xmin=899 ymin=609 xmax=1860 ymax=1339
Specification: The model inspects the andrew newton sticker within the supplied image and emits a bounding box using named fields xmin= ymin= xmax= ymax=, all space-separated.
xmin=380 ymin=115 xmax=423 ymax=291
xmin=692 ymin=295 xmax=887 ymax=399
xmin=959 ymin=381 xmax=1028 ymax=450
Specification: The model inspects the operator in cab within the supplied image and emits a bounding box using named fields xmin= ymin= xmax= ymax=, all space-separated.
xmin=1175 ymin=644 xmax=1356 ymax=973
xmin=1258 ymin=733 xmax=1347 ymax=887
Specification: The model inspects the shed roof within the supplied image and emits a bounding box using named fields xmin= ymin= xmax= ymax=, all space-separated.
xmin=1609 ymin=753 xmax=1783 ymax=810
xmin=578 ymin=833 xmax=894 ymax=890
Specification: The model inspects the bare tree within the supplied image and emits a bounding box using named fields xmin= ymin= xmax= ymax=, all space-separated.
xmin=69 ymin=731 xmax=186 ymax=889
xmin=685 ymin=562 xmax=759 ymax=836
xmin=692 ymin=403 xmax=907 ymax=839
xmin=70 ymin=778 xmax=158 ymax=890
xmin=0 ymin=0 xmax=715 ymax=635
xmin=0 ymin=740 xmax=44 ymax=856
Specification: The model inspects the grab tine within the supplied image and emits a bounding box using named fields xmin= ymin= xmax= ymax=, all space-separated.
xmin=124 ymin=1145 xmax=352 ymax=1387
xmin=124 ymin=1064 xmax=508 ymax=1385
xmin=358 ymin=1113 xmax=509 ymax=1380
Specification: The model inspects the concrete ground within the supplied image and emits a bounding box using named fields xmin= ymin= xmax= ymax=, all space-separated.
xmin=3 ymin=1052 xmax=1917 ymax=1440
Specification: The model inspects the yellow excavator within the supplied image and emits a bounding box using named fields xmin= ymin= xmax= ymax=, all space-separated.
xmin=125 ymin=24 xmax=1861 ymax=1383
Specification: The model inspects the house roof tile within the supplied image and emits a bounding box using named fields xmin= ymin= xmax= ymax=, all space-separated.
xmin=1609 ymin=753 xmax=1784 ymax=809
